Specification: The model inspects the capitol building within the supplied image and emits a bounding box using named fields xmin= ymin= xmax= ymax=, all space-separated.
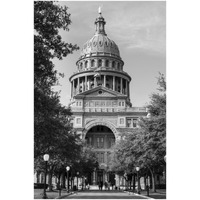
xmin=69 ymin=9 xmax=147 ymax=186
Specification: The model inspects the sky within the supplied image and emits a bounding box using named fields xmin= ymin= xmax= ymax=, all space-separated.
xmin=52 ymin=1 xmax=166 ymax=107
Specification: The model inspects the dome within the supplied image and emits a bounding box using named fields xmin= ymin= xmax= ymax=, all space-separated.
xmin=80 ymin=34 xmax=120 ymax=57
xmin=80 ymin=11 xmax=120 ymax=58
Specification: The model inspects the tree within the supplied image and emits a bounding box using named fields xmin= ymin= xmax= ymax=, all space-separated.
xmin=34 ymin=1 xmax=80 ymax=191
xmin=111 ymin=73 xmax=166 ymax=192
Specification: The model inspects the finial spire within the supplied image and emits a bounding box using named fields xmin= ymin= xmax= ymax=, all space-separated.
xmin=98 ymin=6 xmax=101 ymax=14
xmin=95 ymin=6 xmax=106 ymax=35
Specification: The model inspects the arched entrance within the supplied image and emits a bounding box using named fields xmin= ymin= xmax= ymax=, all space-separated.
xmin=85 ymin=125 xmax=116 ymax=185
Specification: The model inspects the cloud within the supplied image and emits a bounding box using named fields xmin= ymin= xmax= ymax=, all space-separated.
xmin=105 ymin=2 xmax=166 ymax=55
xmin=60 ymin=1 xmax=166 ymax=55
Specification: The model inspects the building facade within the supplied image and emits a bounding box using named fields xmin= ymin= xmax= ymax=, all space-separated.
xmin=69 ymin=10 xmax=147 ymax=186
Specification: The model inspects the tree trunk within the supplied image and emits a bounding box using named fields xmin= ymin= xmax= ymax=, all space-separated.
xmin=138 ymin=175 xmax=141 ymax=191
xmin=133 ymin=174 xmax=135 ymax=192
xmin=144 ymin=175 xmax=147 ymax=190
xmin=56 ymin=174 xmax=61 ymax=189
xmin=149 ymin=168 xmax=156 ymax=192
xmin=61 ymin=172 xmax=66 ymax=189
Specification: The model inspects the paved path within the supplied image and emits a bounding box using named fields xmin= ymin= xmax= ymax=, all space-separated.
xmin=60 ymin=190 xmax=149 ymax=199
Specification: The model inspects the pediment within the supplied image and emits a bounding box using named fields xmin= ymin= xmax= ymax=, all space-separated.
xmin=75 ymin=86 xmax=126 ymax=98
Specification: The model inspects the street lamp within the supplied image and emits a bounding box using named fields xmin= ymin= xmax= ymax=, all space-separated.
xmin=164 ymin=155 xmax=166 ymax=185
xmin=66 ymin=166 xmax=70 ymax=193
xmin=136 ymin=167 xmax=140 ymax=194
xmin=77 ymin=172 xmax=79 ymax=191
xmin=42 ymin=154 xmax=49 ymax=199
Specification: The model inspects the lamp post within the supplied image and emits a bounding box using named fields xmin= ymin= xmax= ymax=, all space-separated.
xmin=42 ymin=154 xmax=49 ymax=199
xmin=164 ymin=155 xmax=166 ymax=185
xmin=77 ymin=172 xmax=79 ymax=191
xmin=82 ymin=176 xmax=84 ymax=190
xmin=136 ymin=167 xmax=140 ymax=194
xmin=66 ymin=166 xmax=70 ymax=193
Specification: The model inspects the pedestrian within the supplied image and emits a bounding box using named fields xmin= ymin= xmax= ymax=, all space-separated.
xmin=100 ymin=181 xmax=103 ymax=191
xmin=87 ymin=183 xmax=90 ymax=190
xmin=98 ymin=182 xmax=101 ymax=190
xmin=108 ymin=182 xmax=110 ymax=190
xmin=105 ymin=181 xmax=108 ymax=190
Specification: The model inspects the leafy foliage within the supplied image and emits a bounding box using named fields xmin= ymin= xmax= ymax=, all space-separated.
xmin=111 ymin=73 xmax=166 ymax=180
xmin=34 ymin=1 xmax=80 ymax=172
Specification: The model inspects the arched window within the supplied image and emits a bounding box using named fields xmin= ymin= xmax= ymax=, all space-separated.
xmin=105 ymin=60 xmax=109 ymax=67
xmin=98 ymin=59 xmax=102 ymax=67
xmin=112 ymin=61 xmax=115 ymax=68
xmin=80 ymin=62 xmax=83 ymax=70
xmin=91 ymin=60 xmax=95 ymax=67
xmin=118 ymin=63 xmax=120 ymax=70
xmin=85 ymin=61 xmax=88 ymax=68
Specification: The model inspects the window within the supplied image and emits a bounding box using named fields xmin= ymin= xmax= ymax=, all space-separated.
xmin=97 ymin=138 xmax=100 ymax=148
xmin=119 ymin=102 xmax=121 ymax=106
xmin=79 ymin=101 xmax=82 ymax=106
xmin=100 ymin=153 xmax=104 ymax=163
xmin=107 ymin=153 xmax=111 ymax=163
xmin=108 ymin=137 xmax=115 ymax=148
xmin=120 ymin=118 xmax=124 ymax=124
xmin=122 ymin=102 xmax=124 ymax=106
xmin=118 ymin=63 xmax=120 ymax=70
xmin=89 ymin=137 xmax=92 ymax=145
xmin=85 ymin=61 xmax=88 ymax=68
xmin=76 ymin=118 xmax=81 ymax=124
xmin=80 ymin=62 xmax=83 ymax=70
xmin=97 ymin=137 xmax=104 ymax=148
xmin=106 ymin=60 xmax=109 ymax=67
xmin=126 ymin=118 xmax=137 ymax=128
xmin=127 ymin=119 xmax=131 ymax=127
xmin=98 ymin=59 xmax=102 ymax=67
xmin=111 ymin=138 xmax=115 ymax=146
xmin=91 ymin=60 xmax=95 ymax=67
xmin=100 ymin=138 xmax=104 ymax=148
xmin=112 ymin=61 xmax=115 ymax=68
xmin=132 ymin=119 xmax=137 ymax=127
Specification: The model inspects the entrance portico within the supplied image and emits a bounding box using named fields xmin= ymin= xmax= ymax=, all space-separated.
xmin=85 ymin=125 xmax=116 ymax=185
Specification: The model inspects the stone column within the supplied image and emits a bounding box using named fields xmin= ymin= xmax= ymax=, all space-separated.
xmin=125 ymin=80 xmax=128 ymax=95
xmin=85 ymin=76 xmax=87 ymax=91
xmin=89 ymin=59 xmax=91 ymax=68
xmin=109 ymin=60 xmax=112 ymax=68
xmin=104 ymin=135 xmax=107 ymax=149
xmin=104 ymin=151 xmax=107 ymax=164
xmin=104 ymin=75 xmax=106 ymax=87
xmin=77 ymin=77 xmax=80 ymax=94
xmin=102 ymin=59 xmax=105 ymax=68
xmin=113 ymin=76 xmax=115 ymax=91
xmin=128 ymin=82 xmax=130 ymax=98
xmin=94 ymin=77 xmax=97 ymax=87
xmin=72 ymin=80 xmax=74 ymax=97
xmin=120 ymin=77 xmax=123 ymax=94
xmin=95 ymin=59 xmax=98 ymax=68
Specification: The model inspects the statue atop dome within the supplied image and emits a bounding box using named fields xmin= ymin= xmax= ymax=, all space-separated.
xmin=98 ymin=6 xmax=102 ymax=14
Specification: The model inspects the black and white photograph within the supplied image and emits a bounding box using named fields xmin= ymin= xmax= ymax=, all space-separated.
xmin=2 ymin=0 xmax=200 ymax=200
xmin=34 ymin=1 xmax=166 ymax=199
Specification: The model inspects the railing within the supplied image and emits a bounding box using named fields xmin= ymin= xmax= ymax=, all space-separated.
xmin=71 ymin=107 xmax=147 ymax=113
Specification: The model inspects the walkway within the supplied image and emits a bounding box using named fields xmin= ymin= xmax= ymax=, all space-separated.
xmin=60 ymin=190 xmax=149 ymax=199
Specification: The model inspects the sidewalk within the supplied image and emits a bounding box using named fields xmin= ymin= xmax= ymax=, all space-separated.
xmin=34 ymin=189 xmax=74 ymax=199
xmin=137 ymin=189 xmax=166 ymax=199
